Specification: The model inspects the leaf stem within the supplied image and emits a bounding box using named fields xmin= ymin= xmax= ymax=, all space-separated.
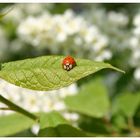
xmin=128 ymin=117 xmax=134 ymax=131
xmin=0 ymin=94 xmax=38 ymax=121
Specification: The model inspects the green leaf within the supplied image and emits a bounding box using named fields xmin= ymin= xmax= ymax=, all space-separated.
xmin=0 ymin=56 xmax=124 ymax=91
xmin=38 ymin=111 xmax=87 ymax=137
xmin=64 ymin=78 xmax=110 ymax=118
xmin=0 ymin=113 xmax=34 ymax=136
xmin=112 ymin=93 xmax=140 ymax=118
xmin=40 ymin=111 xmax=69 ymax=129
xmin=111 ymin=114 xmax=127 ymax=130
xmin=79 ymin=116 xmax=110 ymax=135
xmin=9 ymin=129 xmax=36 ymax=137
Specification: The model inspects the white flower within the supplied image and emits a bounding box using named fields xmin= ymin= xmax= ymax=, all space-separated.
xmin=130 ymin=37 xmax=139 ymax=49
xmin=31 ymin=124 xmax=40 ymax=135
xmin=92 ymin=36 xmax=109 ymax=52
xmin=21 ymin=93 xmax=42 ymax=112
xmin=134 ymin=14 xmax=140 ymax=27
xmin=133 ymin=26 xmax=140 ymax=36
xmin=62 ymin=112 xmax=80 ymax=126
xmin=53 ymin=101 xmax=66 ymax=111
xmin=58 ymin=83 xmax=78 ymax=98
xmin=134 ymin=68 xmax=140 ymax=81
xmin=130 ymin=49 xmax=140 ymax=67
xmin=95 ymin=50 xmax=112 ymax=61
xmin=82 ymin=26 xmax=99 ymax=44
xmin=108 ymin=11 xmax=128 ymax=26
xmin=63 ymin=112 xmax=79 ymax=121
xmin=74 ymin=36 xmax=83 ymax=45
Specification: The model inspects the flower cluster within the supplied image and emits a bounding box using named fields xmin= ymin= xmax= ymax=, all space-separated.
xmin=4 ymin=4 xmax=54 ymax=23
xmin=0 ymin=79 xmax=79 ymax=123
xmin=130 ymin=13 xmax=140 ymax=81
xmin=17 ymin=9 xmax=111 ymax=61
xmin=84 ymin=7 xmax=130 ymax=52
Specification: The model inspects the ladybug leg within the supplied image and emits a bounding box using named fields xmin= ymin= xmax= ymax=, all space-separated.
xmin=63 ymin=65 xmax=67 ymax=70
xmin=66 ymin=64 xmax=73 ymax=71
xmin=69 ymin=64 xmax=72 ymax=69
xmin=66 ymin=63 xmax=70 ymax=71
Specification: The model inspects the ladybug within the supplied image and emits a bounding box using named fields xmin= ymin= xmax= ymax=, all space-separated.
xmin=62 ymin=56 xmax=76 ymax=71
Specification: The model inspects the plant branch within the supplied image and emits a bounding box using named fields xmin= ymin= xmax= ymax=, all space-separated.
xmin=0 ymin=107 xmax=11 ymax=110
xmin=0 ymin=94 xmax=38 ymax=121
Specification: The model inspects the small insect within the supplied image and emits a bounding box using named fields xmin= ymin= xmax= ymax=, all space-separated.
xmin=62 ymin=56 xmax=76 ymax=71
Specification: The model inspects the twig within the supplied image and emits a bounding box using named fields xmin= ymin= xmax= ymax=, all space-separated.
xmin=0 ymin=94 xmax=38 ymax=122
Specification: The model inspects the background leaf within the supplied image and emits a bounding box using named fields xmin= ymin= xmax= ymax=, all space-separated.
xmin=38 ymin=111 xmax=88 ymax=137
xmin=0 ymin=56 xmax=124 ymax=91
xmin=111 ymin=114 xmax=128 ymax=131
xmin=9 ymin=129 xmax=36 ymax=137
xmin=112 ymin=93 xmax=140 ymax=118
xmin=64 ymin=78 xmax=110 ymax=118
xmin=0 ymin=113 xmax=34 ymax=136
xmin=40 ymin=111 xmax=69 ymax=129
xmin=78 ymin=115 xmax=110 ymax=135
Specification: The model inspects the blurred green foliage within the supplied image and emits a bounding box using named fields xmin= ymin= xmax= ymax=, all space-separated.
xmin=0 ymin=113 xmax=34 ymax=136
xmin=64 ymin=78 xmax=110 ymax=118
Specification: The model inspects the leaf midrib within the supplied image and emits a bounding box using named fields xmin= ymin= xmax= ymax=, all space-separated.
xmin=0 ymin=65 xmax=103 ymax=72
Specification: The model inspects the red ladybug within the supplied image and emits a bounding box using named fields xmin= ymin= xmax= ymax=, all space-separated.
xmin=62 ymin=56 xmax=76 ymax=71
